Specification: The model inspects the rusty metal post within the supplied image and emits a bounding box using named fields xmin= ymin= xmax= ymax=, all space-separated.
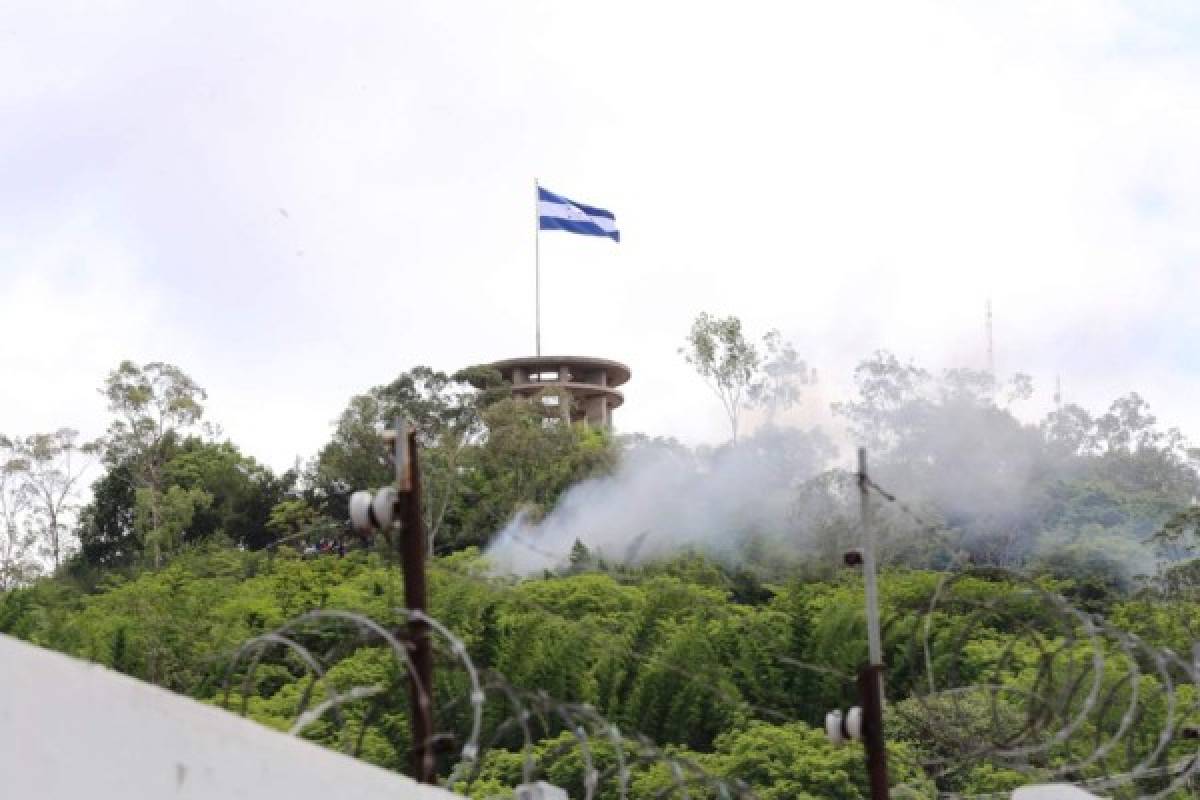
xmin=858 ymin=664 xmax=890 ymax=800
xmin=396 ymin=426 xmax=435 ymax=783
xmin=857 ymin=447 xmax=890 ymax=800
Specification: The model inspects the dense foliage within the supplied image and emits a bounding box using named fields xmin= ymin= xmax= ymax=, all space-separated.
xmin=3 ymin=343 xmax=1200 ymax=797
xmin=1 ymin=546 xmax=1195 ymax=797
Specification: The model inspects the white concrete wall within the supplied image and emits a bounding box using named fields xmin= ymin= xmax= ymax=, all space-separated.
xmin=1011 ymin=786 xmax=1102 ymax=799
xmin=0 ymin=633 xmax=466 ymax=800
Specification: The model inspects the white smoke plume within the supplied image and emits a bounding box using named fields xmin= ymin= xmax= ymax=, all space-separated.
xmin=484 ymin=428 xmax=836 ymax=575
xmin=482 ymin=350 xmax=1200 ymax=585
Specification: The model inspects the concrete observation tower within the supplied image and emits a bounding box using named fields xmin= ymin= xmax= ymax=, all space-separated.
xmin=490 ymin=355 xmax=630 ymax=428
xmin=492 ymin=184 xmax=630 ymax=427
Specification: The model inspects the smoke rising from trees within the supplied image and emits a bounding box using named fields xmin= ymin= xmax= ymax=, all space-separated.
xmin=487 ymin=350 xmax=1200 ymax=584
xmin=486 ymin=426 xmax=836 ymax=574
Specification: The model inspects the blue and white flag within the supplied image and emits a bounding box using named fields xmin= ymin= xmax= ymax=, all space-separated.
xmin=538 ymin=186 xmax=619 ymax=242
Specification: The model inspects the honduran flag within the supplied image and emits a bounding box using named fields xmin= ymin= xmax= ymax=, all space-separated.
xmin=538 ymin=186 xmax=619 ymax=242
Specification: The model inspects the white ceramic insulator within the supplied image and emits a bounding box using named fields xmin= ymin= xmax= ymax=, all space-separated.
xmin=825 ymin=710 xmax=844 ymax=745
xmin=845 ymin=706 xmax=863 ymax=741
xmin=348 ymin=491 xmax=374 ymax=533
xmin=372 ymin=487 xmax=397 ymax=530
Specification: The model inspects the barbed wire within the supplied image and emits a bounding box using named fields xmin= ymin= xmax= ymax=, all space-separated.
xmin=215 ymin=466 xmax=1200 ymax=799
xmin=444 ymin=474 xmax=1200 ymax=798
xmin=219 ymin=606 xmax=759 ymax=799
xmin=427 ymin=540 xmax=849 ymax=726
xmin=863 ymin=475 xmax=1200 ymax=800
xmin=248 ymin=521 xmax=836 ymax=741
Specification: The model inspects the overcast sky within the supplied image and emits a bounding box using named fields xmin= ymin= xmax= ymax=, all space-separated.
xmin=4 ymin=1 xmax=1200 ymax=471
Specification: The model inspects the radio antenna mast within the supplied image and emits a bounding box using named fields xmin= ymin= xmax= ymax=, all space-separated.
xmin=986 ymin=298 xmax=995 ymax=382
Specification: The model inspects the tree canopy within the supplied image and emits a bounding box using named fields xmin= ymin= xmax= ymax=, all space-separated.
xmin=3 ymin=342 xmax=1199 ymax=798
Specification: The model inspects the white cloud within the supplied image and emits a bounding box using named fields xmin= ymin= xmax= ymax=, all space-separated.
xmin=3 ymin=1 xmax=1200 ymax=470
xmin=0 ymin=214 xmax=160 ymax=444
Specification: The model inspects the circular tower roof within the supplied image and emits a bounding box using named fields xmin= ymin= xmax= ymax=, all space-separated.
xmin=489 ymin=355 xmax=631 ymax=388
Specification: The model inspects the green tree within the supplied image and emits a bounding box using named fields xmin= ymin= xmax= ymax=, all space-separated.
xmin=750 ymin=328 xmax=816 ymax=424
xmin=567 ymin=538 xmax=592 ymax=573
xmin=162 ymin=438 xmax=295 ymax=549
xmin=0 ymin=436 xmax=38 ymax=588
xmin=82 ymin=362 xmax=301 ymax=564
xmin=10 ymin=429 xmax=96 ymax=570
xmin=831 ymin=350 xmax=931 ymax=452
xmin=311 ymin=365 xmax=505 ymax=554
xmin=97 ymin=361 xmax=207 ymax=560
xmin=451 ymin=398 xmax=615 ymax=548
xmin=707 ymin=721 xmax=878 ymax=800
xmin=135 ymin=485 xmax=213 ymax=568
xmin=1040 ymin=402 xmax=1096 ymax=458
xmin=100 ymin=361 xmax=207 ymax=469
xmin=76 ymin=461 xmax=139 ymax=568
xmin=264 ymin=498 xmax=337 ymax=550
xmin=312 ymin=365 xmax=617 ymax=554
xmin=24 ymin=431 xmax=96 ymax=569
xmin=1096 ymin=392 xmax=1159 ymax=453
xmin=679 ymin=312 xmax=761 ymax=443
xmin=624 ymin=618 xmax=740 ymax=749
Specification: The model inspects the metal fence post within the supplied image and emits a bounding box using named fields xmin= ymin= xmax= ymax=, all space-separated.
xmin=397 ymin=426 xmax=435 ymax=783
xmin=858 ymin=448 xmax=890 ymax=800
xmin=858 ymin=664 xmax=890 ymax=800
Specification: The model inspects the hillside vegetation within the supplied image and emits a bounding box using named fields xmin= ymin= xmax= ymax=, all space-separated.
xmin=2 ymin=545 xmax=1196 ymax=798
xmin=3 ymin=341 xmax=1200 ymax=798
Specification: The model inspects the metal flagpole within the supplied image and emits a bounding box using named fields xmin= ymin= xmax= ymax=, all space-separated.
xmin=535 ymin=178 xmax=541 ymax=356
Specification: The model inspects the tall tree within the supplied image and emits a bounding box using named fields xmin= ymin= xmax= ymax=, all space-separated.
xmin=15 ymin=429 xmax=95 ymax=570
xmin=76 ymin=435 xmax=288 ymax=567
xmin=0 ymin=436 xmax=38 ymax=589
xmin=831 ymin=350 xmax=932 ymax=452
xmin=1040 ymin=403 xmax=1097 ymax=459
xmin=679 ymin=313 xmax=761 ymax=443
xmin=311 ymin=365 xmax=506 ymax=554
xmin=749 ymin=328 xmax=816 ymax=424
xmin=450 ymin=397 xmax=616 ymax=549
xmin=98 ymin=361 xmax=207 ymax=566
xmin=135 ymin=485 xmax=212 ymax=567
xmin=101 ymin=360 xmax=207 ymax=469
xmin=1096 ymin=392 xmax=1160 ymax=453
xmin=162 ymin=438 xmax=295 ymax=549
xmin=680 ymin=315 xmax=812 ymax=441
